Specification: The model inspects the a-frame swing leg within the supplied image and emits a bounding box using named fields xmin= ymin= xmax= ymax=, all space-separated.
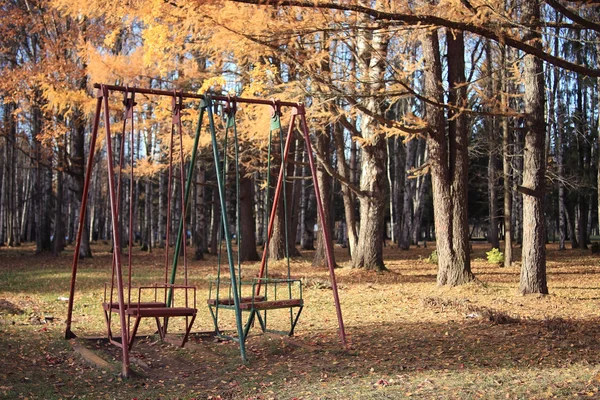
xmin=180 ymin=314 xmax=196 ymax=347
xmin=298 ymin=106 xmax=347 ymax=348
xmin=243 ymin=310 xmax=257 ymax=340
xmin=128 ymin=316 xmax=143 ymax=350
xmin=101 ymin=85 xmax=132 ymax=377
xmin=65 ymin=94 xmax=102 ymax=341
xmin=207 ymin=305 xmax=223 ymax=337
xmin=103 ymin=308 xmax=114 ymax=341
xmin=155 ymin=317 xmax=164 ymax=339
xmin=206 ymin=96 xmax=248 ymax=362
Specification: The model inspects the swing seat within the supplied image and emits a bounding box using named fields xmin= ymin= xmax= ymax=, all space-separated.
xmin=103 ymin=284 xmax=197 ymax=351
xmin=239 ymin=298 xmax=303 ymax=311
xmin=126 ymin=306 xmax=196 ymax=317
xmin=102 ymin=301 xmax=166 ymax=311
xmin=206 ymin=296 xmax=266 ymax=306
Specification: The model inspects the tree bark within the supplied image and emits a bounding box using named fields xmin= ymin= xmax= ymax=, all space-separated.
xmin=502 ymin=47 xmax=513 ymax=265
xmin=486 ymin=42 xmax=499 ymax=250
xmin=519 ymin=0 xmax=548 ymax=295
xmin=332 ymin=122 xmax=358 ymax=255
xmin=351 ymin=6 xmax=389 ymax=271
xmin=194 ymin=162 xmax=207 ymax=260
xmin=71 ymin=94 xmax=92 ymax=258
xmin=423 ymin=29 xmax=474 ymax=286
xmin=239 ymin=170 xmax=260 ymax=262
xmin=313 ymin=129 xmax=337 ymax=268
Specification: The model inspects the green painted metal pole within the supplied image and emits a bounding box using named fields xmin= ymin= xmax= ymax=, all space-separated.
xmin=167 ymin=102 xmax=205 ymax=307
xmin=206 ymin=96 xmax=248 ymax=363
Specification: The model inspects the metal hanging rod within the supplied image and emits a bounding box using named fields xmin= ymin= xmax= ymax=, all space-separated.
xmin=93 ymin=83 xmax=303 ymax=108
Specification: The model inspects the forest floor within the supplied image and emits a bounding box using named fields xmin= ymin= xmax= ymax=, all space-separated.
xmin=1 ymin=242 xmax=600 ymax=399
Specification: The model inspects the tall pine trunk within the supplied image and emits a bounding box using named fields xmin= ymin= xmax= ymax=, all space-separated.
xmin=352 ymin=10 xmax=388 ymax=271
xmin=519 ymin=0 xmax=548 ymax=295
xmin=423 ymin=29 xmax=474 ymax=286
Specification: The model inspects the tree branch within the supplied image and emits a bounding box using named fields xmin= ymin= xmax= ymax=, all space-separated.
xmin=544 ymin=0 xmax=600 ymax=34
xmin=228 ymin=0 xmax=600 ymax=77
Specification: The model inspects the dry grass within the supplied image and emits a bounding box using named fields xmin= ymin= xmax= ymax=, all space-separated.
xmin=1 ymin=242 xmax=600 ymax=399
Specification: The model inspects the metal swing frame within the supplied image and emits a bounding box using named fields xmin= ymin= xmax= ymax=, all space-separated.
xmin=65 ymin=83 xmax=346 ymax=377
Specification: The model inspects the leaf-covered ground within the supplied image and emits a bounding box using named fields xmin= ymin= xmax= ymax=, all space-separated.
xmin=1 ymin=242 xmax=600 ymax=399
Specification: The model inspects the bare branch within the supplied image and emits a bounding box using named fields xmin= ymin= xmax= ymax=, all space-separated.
xmin=228 ymin=0 xmax=600 ymax=77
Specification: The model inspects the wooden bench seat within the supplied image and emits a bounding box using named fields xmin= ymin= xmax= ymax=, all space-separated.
xmin=125 ymin=307 xmax=196 ymax=318
xmin=207 ymin=296 xmax=266 ymax=306
xmin=102 ymin=301 xmax=166 ymax=311
xmin=239 ymin=299 xmax=303 ymax=311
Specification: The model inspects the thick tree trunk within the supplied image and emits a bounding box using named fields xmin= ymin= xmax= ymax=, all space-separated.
xmin=519 ymin=0 xmax=548 ymax=295
xmin=423 ymin=29 xmax=474 ymax=286
xmin=351 ymin=9 xmax=388 ymax=271
xmin=352 ymin=143 xmax=387 ymax=271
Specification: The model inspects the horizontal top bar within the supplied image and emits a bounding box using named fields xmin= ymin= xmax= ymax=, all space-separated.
xmin=93 ymin=83 xmax=303 ymax=108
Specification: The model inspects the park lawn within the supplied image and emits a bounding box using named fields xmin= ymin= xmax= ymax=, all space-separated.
xmin=1 ymin=242 xmax=600 ymax=399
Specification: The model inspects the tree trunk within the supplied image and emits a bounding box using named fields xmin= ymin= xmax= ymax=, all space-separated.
xmin=486 ymin=43 xmax=499 ymax=250
xmin=597 ymin=45 xmax=600 ymax=243
xmin=332 ymin=122 xmax=358 ymax=255
xmin=268 ymin=131 xmax=300 ymax=260
xmin=313 ymin=129 xmax=337 ymax=268
xmin=53 ymin=136 xmax=66 ymax=255
xmin=351 ymin=9 xmax=388 ymax=271
xmin=158 ymin=170 xmax=166 ymax=248
xmin=288 ymin=137 xmax=303 ymax=247
xmin=300 ymin=146 xmax=316 ymax=250
xmin=400 ymin=138 xmax=417 ymax=250
xmin=4 ymin=101 xmax=16 ymax=247
xmin=423 ymin=29 xmax=474 ymax=286
xmin=502 ymin=48 xmax=514 ymax=265
xmin=210 ymin=185 xmax=220 ymax=254
xmin=239 ymin=170 xmax=259 ymax=262
xmin=519 ymin=0 xmax=548 ymax=295
xmin=194 ymin=163 xmax=207 ymax=260
xmin=72 ymin=100 xmax=92 ymax=258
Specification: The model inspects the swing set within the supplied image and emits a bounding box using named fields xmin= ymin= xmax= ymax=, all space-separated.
xmin=65 ymin=83 xmax=346 ymax=378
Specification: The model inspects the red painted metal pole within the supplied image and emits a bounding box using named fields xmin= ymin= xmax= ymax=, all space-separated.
xmin=127 ymin=95 xmax=135 ymax=310
xmin=65 ymin=93 xmax=102 ymax=340
xmin=164 ymin=113 xmax=175 ymax=294
xmin=175 ymin=95 xmax=189 ymax=287
xmin=92 ymin=83 xmax=300 ymax=108
xmin=255 ymin=112 xmax=297 ymax=297
xmin=298 ymin=107 xmax=347 ymax=348
xmin=101 ymin=85 xmax=131 ymax=377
